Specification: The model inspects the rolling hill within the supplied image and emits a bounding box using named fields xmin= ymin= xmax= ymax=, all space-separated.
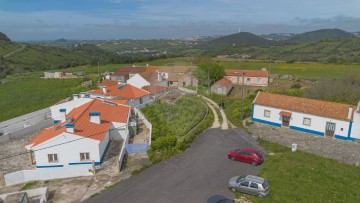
xmin=286 ymin=28 xmax=355 ymax=44
xmin=0 ymin=32 xmax=11 ymax=42
xmin=202 ymin=32 xmax=276 ymax=48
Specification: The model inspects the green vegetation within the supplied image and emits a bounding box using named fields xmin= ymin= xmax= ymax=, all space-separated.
xmin=235 ymin=139 xmax=360 ymax=202
xmin=287 ymin=28 xmax=355 ymax=44
xmin=193 ymin=63 xmax=225 ymax=86
xmin=142 ymin=96 xmax=213 ymax=162
xmin=21 ymin=181 xmax=37 ymax=190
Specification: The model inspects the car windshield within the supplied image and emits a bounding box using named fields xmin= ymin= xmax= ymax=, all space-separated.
xmin=236 ymin=176 xmax=245 ymax=183
xmin=262 ymin=180 xmax=269 ymax=189
xmin=256 ymin=152 xmax=263 ymax=157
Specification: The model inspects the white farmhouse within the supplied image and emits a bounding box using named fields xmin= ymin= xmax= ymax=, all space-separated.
xmin=126 ymin=73 xmax=150 ymax=89
xmin=25 ymin=99 xmax=131 ymax=168
xmin=252 ymin=92 xmax=360 ymax=141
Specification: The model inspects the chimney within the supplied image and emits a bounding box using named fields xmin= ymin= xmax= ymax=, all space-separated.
xmin=73 ymin=94 xmax=79 ymax=100
xmin=80 ymin=92 xmax=85 ymax=98
xmin=59 ymin=108 xmax=66 ymax=122
xmin=261 ymin=68 xmax=267 ymax=72
xmin=102 ymin=86 xmax=107 ymax=94
xmin=118 ymin=81 xmax=121 ymax=85
xmin=348 ymin=107 xmax=353 ymax=120
xmin=89 ymin=112 xmax=101 ymax=124
xmin=146 ymin=64 xmax=149 ymax=66
xmin=65 ymin=123 xmax=74 ymax=133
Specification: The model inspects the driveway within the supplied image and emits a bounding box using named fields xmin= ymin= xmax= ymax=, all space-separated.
xmin=87 ymin=128 xmax=263 ymax=203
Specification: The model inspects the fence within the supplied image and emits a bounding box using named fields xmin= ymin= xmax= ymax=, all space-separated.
xmin=4 ymin=165 xmax=93 ymax=186
xmin=0 ymin=187 xmax=48 ymax=203
xmin=0 ymin=108 xmax=52 ymax=143
xmin=135 ymin=98 xmax=155 ymax=109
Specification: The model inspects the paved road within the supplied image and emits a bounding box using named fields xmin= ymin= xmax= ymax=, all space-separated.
xmin=87 ymin=128 xmax=263 ymax=203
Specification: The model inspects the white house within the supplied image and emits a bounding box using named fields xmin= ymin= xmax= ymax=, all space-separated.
xmin=126 ymin=73 xmax=150 ymax=89
xmin=90 ymin=83 xmax=151 ymax=107
xmin=25 ymin=99 xmax=131 ymax=168
xmin=252 ymin=92 xmax=360 ymax=141
xmin=225 ymin=68 xmax=269 ymax=86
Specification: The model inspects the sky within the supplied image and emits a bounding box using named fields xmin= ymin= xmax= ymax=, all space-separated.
xmin=1 ymin=0 xmax=360 ymax=41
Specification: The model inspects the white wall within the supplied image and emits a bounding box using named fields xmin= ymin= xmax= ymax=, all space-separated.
xmin=126 ymin=74 xmax=150 ymax=88
xmin=109 ymin=122 xmax=128 ymax=140
xmin=253 ymin=104 xmax=350 ymax=138
xmin=31 ymin=133 xmax=101 ymax=167
xmin=50 ymin=98 xmax=92 ymax=122
xmin=351 ymin=110 xmax=360 ymax=139
xmin=99 ymin=131 xmax=110 ymax=159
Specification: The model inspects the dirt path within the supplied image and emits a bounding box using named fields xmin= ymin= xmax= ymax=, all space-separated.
xmin=205 ymin=100 xmax=220 ymax=128
xmin=3 ymin=44 xmax=26 ymax=58
xmin=202 ymin=96 xmax=229 ymax=130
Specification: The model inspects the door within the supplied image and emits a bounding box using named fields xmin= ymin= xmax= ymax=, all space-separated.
xmin=238 ymin=181 xmax=251 ymax=194
xmin=325 ymin=122 xmax=336 ymax=137
xmin=249 ymin=182 xmax=259 ymax=195
xmin=282 ymin=116 xmax=290 ymax=127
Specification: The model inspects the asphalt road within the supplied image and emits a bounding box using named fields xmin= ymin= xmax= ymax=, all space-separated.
xmin=87 ymin=128 xmax=263 ymax=203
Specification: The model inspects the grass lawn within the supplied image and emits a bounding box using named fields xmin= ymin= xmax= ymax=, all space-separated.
xmin=217 ymin=61 xmax=360 ymax=80
xmin=235 ymin=139 xmax=360 ymax=202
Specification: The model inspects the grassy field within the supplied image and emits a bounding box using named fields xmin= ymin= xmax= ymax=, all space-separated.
xmin=217 ymin=61 xmax=360 ymax=80
xmin=235 ymin=139 xmax=360 ymax=202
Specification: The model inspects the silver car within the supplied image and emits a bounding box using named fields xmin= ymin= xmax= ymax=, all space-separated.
xmin=228 ymin=175 xmax=270 ymax=197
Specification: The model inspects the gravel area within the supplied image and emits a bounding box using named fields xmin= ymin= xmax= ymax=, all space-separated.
xmin=248 ymin=122 xmax=360 ymax=166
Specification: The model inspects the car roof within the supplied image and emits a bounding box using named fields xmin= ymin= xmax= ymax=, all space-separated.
xmin=245 ymin=175 xmax=265 ymax=184
xmin=241 ymin=148 xmax=259 ymax=153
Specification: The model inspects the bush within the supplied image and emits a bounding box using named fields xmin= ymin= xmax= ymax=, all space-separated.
xmin=151 ymin=136 xmax=177 ymax=151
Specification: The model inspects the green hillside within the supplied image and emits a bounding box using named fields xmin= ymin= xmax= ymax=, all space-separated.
xmin=0 ymin=32 xmax=11 ymax=42
xmin=287 ymin=28 xmax=355 ymax=44
xmin=202 ymin=32 xmax=276 ymax=48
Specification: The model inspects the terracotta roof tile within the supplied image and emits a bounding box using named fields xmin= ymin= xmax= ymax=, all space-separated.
xmin=213 ymin=77 xmax=232 ymax=88
xmin=254 ymin=92 xmax=355 ymax=121
xmin=114 ymin=66 xmax=136 ymax=76
xmin=91 ymin=83 xmax=149 ymax=99
xmin=167 ymin=75 xmax=180 ymax=82
xmin=100 ymin=79 xmax=118 ymax=87
xmin=27 ymin=99 xmax=130 ymax=147
xmin=225 ymin=69 xmax=269 ymax=77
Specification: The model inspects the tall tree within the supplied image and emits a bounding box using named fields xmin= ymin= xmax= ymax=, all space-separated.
xmin=194 ymin=63 xmax=224 ymax=87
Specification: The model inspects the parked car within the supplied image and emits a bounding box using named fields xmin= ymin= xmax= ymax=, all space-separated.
xmin=207 ymin=195 xmax=235 ymax=203
xmin=228 ymin=175 xmax=270 ymax=197
xmin=227 ymin=148 xmax=264 ymax=165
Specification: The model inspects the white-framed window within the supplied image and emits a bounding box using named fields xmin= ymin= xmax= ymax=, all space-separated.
xmin=264 ymin=110 xmax=271 ymax=118
xmin=246 ymin=78 xmax=250 ymax=84
xmin=303 ymin=117 xmax=311 ymax=126
xmin=257 ymin=78 xmax=261 ymax=84
xmin=48 ymin=154 xmax=58 ymax=163
xmin=80 ymin=153 xmax=90 ymax=161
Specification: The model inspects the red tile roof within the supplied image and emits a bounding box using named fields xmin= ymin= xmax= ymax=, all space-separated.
xmin=114 ymin=66 xmax=136 ymax=76
xmin=213 ymin=77 xmax=232 ymax=88
xmin=100 ymin=79 xmax=118 ymax=87
xmin=27 ymin=99 xmax=130 ymax=147
xmin=167 ymin=75 xmax=180 ymax=82
xmin=142 ymin=85 xmax=167 ymax=94
xmin=253 ymin=92 xmax=355 ymax=121
xmin=225 ymin=69 xmax=269 ymax=77
xmin=91 ymin=83 xmax=150 ymax=99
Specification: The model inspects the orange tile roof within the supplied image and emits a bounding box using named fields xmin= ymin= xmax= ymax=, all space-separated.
xmin=91 ymin=83 xmax=150 ymax=99
xmin=225 ymin=69 xmax=269 ymax=77
xmin=253 ymin=92 xmax=355 ymax=121
xmin=142 ymin=85 xmax=167 ymax=94
xmin=100 ymin=79 xmax=118 ymax=87
xmin=27 ymin=99 xmax=130 ymax=147
xmin=213 ymin=77 xmax=232 ymax=88
xmin=167 ymin=75 xmax=180 ymax=82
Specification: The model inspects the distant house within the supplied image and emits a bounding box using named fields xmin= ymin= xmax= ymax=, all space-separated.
xmin=211 ymin=78 xmax=233 ymax=95
xmin=75 ymin=71 xmax=86 ymax=77
xmin=167 ymin=75 xmax=180 ymax=87
xmin=126 ymin=73 xmax=150 ymax=89
xmin=178 ymin=74 xmax=198 ymax=87
xmin=224 ymin=68 xmax=269 ymax=86
xmin=90 ymin=83 xmax=151 ymax=107
xmin=252 ymin=92 xmax=360 ymax=141
xmin=26 ymin=99 xmax=131 ymax=168
xmin=112 ymin=66 xmax=136 ymax=82
xmin=44 ymin=72 xmax=63 ymax=79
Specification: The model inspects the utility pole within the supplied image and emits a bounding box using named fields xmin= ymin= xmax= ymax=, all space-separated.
xmin=240 ymin=72 xmax=245 ymax=121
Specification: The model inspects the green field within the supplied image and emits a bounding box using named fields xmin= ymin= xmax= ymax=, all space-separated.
xmin=217 ymin=61 xmax=360 ymax=80
xmin=236 ymin=139 xmax=360 ymax=202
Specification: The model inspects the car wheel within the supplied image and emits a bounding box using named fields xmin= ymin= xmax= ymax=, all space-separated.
xmin=231 ymin=156 xmax=236 ymax=161
xmin=251 ymin=161 xmax=257 ymax=166
xmin=230 ymin=187 xmax=236 ymax=192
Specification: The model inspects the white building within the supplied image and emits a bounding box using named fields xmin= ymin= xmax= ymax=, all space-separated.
xmin=25 ymin=99 xmax=131 ymax=168
xmin=252 ymin=92 xmax=360 ymax=141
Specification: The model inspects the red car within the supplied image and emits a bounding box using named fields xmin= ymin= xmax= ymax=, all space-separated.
xmin=228 ymin=148 xmax=264 ymax=166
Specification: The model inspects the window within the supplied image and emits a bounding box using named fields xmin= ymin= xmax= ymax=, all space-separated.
xmin=303 ymin=117 xmax=311 ymax=126
xmin=140 ymin=97 xmax=143 ymax=104
xmin=246 ymin=78 xmax=250 ymax=84
xmin=80 ymin=153 xmax=90 ymax=161
xmin=257 ymin=78 xmax=261 ymax=84
xmin=250 ymin=182 xmax=258 ymax=189
xmin=240 ymin=181 xmax=249 ymax=187
xmin=264 ymin=110 xmax=271 ymax=118
xmin=48 ymin=154 xmax=58 ymax=163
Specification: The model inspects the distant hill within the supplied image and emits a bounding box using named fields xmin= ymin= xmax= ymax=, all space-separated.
xmin=55 ymin=38 xmax=68 ymax=42
xmin=287 ymin=28 xmax=355 ymax=44
xmin=0 ymin=32 xmax=11 ymax=42
xmin=203 ymin=32 xmax=277 ymax=48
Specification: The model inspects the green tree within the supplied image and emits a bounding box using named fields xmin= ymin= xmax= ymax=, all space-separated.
xmin=194 ymin=63 xmax=225 ymax=87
